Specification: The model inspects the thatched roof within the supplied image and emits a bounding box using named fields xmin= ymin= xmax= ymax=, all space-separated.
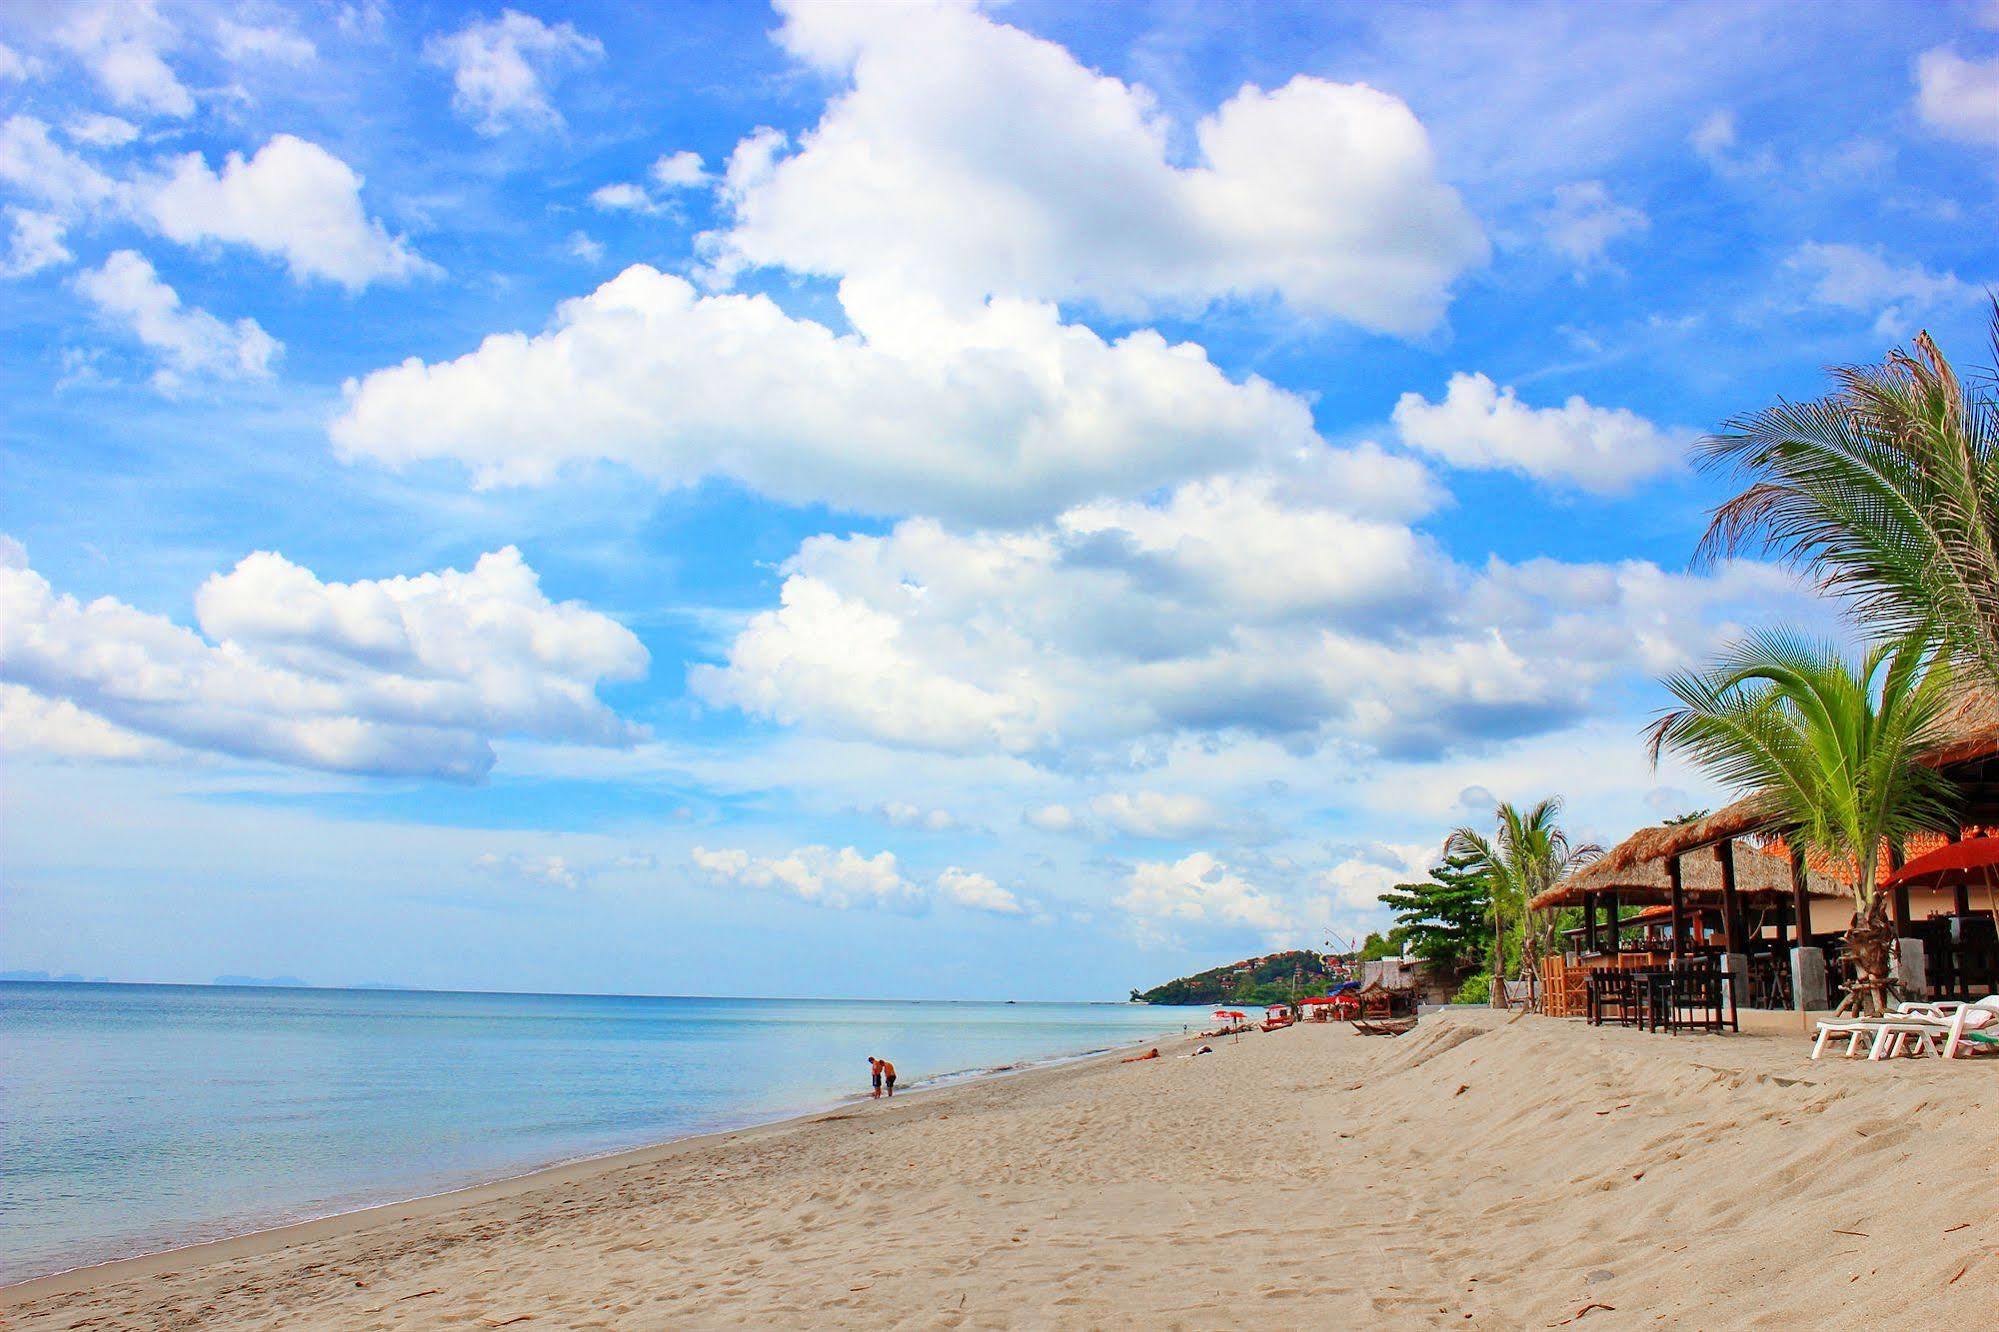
xmin=1928 ymin=684 xmax=1999 ymax=768
xmin=1530 ymin=840 xmax=1844 ymax=911
xmin=1530 ymin=686 xmax=1999 ymax=912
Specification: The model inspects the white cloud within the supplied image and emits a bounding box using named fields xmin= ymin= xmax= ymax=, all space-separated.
xmin=1786 ymin=241 xmax=1983 ymax=335
xmin=650 ymin=151 xmax=707 ymax=189
xmin=876 ymin=800 xmax=959 ymax=831
xmin=0 ymin=41 xmax=37 ymax=82
xmin=589 ymin=152 xmax=708 ymax=215
xmin=0 ymin=682 xmax=168 ymax=761
xmin=75 ymin=250 xmax=280 ymax=390
xmin=588 ymin=183 xmax=655 ymax=213
xmin=1689 ymin=110 xmax=1738 ymax=163
xmin=474 ymin=851 xmax=580 ymax=890
xmin=1312 ymin=842 xmax=1438 ymax=910
xmin=1091 ymin=790 xmax=1225 ymax=840
xmin=54 ymin=0 xmax=192 ymax=118
xmin=1391 ymin=372 xmax=1686 ymax=493
xmin=145 ymin=135 xmax=434 ymax=290
xmin=937 ymin=866 xmax=1022 ymax=914
xmin=424 ymin=10 xmax=603 ymax=135
xmin=0 ymin=540 xmax=647 ymax=780
xmin=690 ymin=844 xmax=917 ymax=910
xmin=0 ymin=115 xmax=124 ymax=218
xmin=332 ymin=265 xmax=1319 ymax=524
xmin=689 ymin=459 xmax=1796 ymax=766
xmin=565 ymin=230 xmax=603 ymax=263
xmin=702 ymin=0 xmax=1485 ymax=333
xmin=1116 ymin=852 xmax=1292 ymax=937
xmin=216 ymin=18 xmax=317 ymax=66
xmin=65 ymin=113 xmax=139 ymax=147
xmin=1540 ymin=181 xmax=1648 ymax=270
xmin=1023 ymin=803 xmax=1080 ymax=834
xmin=1915 ymin=47 xmax=1999 ymax=145
xmin=2 ymin=207 xmax=70 ymax=278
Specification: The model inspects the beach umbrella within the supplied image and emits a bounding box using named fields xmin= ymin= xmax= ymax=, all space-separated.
xmin=1883 ymin=836 xmax=1999 ymax=889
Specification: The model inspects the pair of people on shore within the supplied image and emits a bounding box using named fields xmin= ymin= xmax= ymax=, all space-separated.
xmin=867 ymin=1055 xmax=897 ymax=1098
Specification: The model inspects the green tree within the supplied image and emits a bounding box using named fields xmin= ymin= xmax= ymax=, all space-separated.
xmin=1377 ymin=851 xmax=1493 ymax=976
xmin=1695 ymin=308 xmax=1999 ymax=688
xmin=1646 ymin=630 xmax=1960 ymax=1014
xmin=1444 ymin=798 xmax=1598 ymax=1002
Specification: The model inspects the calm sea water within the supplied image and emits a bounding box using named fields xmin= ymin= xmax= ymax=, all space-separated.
xmin=0 ymin=982 xmax=1207 ymax=1283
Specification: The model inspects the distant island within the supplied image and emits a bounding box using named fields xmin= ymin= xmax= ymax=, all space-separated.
xmin=1130 ymin=950 xmax=1346 ymax=1006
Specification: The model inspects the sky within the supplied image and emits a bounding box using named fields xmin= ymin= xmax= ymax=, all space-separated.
xmin=1 ymin=0 xmax=1995 ymax=999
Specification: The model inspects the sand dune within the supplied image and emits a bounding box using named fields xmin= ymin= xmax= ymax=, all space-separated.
xmin=6 ymin=1011 xmax=1993 ymax=1329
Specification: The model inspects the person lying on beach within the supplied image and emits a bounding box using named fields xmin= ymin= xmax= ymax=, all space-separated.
xmin=1121 ymin=1048 xmax=1160 ymax=1063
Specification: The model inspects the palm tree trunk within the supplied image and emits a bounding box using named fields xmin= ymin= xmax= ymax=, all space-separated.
xmin=1843 ymin=892 xmax=1898 ymax=1016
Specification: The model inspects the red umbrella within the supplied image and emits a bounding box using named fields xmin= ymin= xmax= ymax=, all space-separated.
xmin=1883 ymin=837 xmax=1999 ymax=888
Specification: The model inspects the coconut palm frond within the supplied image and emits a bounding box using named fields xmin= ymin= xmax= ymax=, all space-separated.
xmin=1691 ymin=304 xmax=1999 ymax=688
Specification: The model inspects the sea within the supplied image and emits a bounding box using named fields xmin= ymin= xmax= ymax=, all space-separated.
xmin=0 ymin=982 xmax=1209 ymax=1284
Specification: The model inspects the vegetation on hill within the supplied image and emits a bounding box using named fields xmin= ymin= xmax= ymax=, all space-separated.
xmin=1130 ymin=949 xmax=1342 ymax=1006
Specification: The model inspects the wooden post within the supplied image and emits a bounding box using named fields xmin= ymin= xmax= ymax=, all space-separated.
xmin=1582 ymin=891 xmax=1597 ymax=954
xmin=1948 ymin=825 xmax=1970 ymax=918
xmin=1790 ymin=845 xmax=1810 ymax=944
xmin=1606 ymin=893 xmax=1620 ymax=956
xmin=1889 ymin=844 xmax=1910 ymax=933
xmin=1717 ymin=839 xmax=1741 ymax=955
xmin=1668 ymin=855 xmax=1685 ymax=961
xmin=1775 ymin=895 xmax=1789 ymax=948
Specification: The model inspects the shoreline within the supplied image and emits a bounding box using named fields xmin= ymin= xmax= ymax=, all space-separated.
xmin=11 ymin=1013 xmax=1986 ymax=1328
xmin=2 ymin=1026 xmax=1190 ymax=1299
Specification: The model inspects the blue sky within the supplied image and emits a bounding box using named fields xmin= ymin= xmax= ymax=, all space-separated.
xmin=1 ymin=0 xmax=1994 ymax=998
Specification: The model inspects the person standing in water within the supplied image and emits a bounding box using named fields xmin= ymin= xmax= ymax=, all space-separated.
xmin=868 ymin=1056 xmax=883 ymax=1099
xmin=867 ymin=1055 xmax=896 ymax=1097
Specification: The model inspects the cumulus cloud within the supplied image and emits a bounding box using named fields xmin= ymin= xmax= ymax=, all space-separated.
xmin=1540 ymin=181 xmax=1648 ymax=271
xmin=145 ymin=135 xmax=434 ymax=289
xmin=0 ymin=115 xmax=124 ymax=218
xmin=1023 ymin=803 xmax=1081 ymax=834
xmin=1915 ymin=47 xmax=1999 ymax=145
xmin=65 ymin=113 xmax=139 ymax=148
xmin=590 ymin=152 xmax=708 ymax=215
xmin=54 ymin=0 xmax=192 ymax=118
xmin=332 ymin=265 xmax=1319 ymax=524
xmin=75 ymin=250 xmax=280 ymax=390
xmin=0 ymin=540 xmax=646 ymax=780
xmin=690 ymin=468 xmax=1812 ymax=765
xmin=701 ymin=0 xmax=1485 ymax=333
xmin=875 ymin=801 xmax=959 ymax=831
xmin=1391 ymin=372 xmax=1686 ymax=493
xmin=2 ymin=207 xmax=70 ymax=278
xmin=937 ymin=866 xmax=1023 ymax=914
xmin=1786 ymin=241 xmax=1982 ymax=335
xmin=1116 ymin=852 xmax=1293 ymax=937
xmin=690 ymin=844 xmax=917 ymax=909
xmin=216 ymin=18 xmax=317 ymax=66
xmin=0 ymin=118 xmax=430 ymax=291
xmin=424 ymin=9 xmax=603 ymax=135
xmin=474 ymin=851 xmax=580 ymax=890
xmin=1091 ymin=790 xmax=1225 ymax=840
xmin=0 ymin=682 xmax=168 ymax=761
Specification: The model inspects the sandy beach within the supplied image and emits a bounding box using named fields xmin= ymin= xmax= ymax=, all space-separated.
xmin=6 ymin=1010 xmax=1992 ymax=1330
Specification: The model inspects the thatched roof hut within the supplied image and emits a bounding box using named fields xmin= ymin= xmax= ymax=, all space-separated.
xmin=1530 ymin=686 xmax=1999 ymax=913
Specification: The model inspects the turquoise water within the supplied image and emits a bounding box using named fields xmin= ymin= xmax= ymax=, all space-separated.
xmin=0 ymin=982 xmax=1206 ymax=1283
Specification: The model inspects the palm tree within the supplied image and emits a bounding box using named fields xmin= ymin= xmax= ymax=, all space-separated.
xmin=1693 ymin=305 xmax=1999 ymax=688
xmin=1444 ymin=798 xmax=1598 ymax=1005
xmin=1646 ymin=630 xmax=1960 ymax=1014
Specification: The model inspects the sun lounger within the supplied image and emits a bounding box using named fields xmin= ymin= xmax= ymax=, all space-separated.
xmin=1811 ymin=996 xmax=1999 ymax=1060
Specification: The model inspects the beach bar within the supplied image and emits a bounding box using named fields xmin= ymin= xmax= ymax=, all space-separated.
xmin=1530 ymin=688 xmax=1999 ymax=1021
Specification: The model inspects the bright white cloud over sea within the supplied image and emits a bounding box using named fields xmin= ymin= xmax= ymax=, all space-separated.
xmin=0 ymin=0 xmax=1989 ymax=998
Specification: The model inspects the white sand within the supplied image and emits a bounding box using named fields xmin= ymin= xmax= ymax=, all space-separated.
xmin=6 ymin=1010 xmax=1993 ymax=1329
